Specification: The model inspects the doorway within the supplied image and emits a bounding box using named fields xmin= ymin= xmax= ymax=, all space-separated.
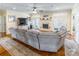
xmin=0 ymin=16 xmax=6 ymax=37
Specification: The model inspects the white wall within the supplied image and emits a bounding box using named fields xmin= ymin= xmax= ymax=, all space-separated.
xmin=6 ymin=10 xmax=29 ymax=34
xmin=52 ymin=10 xmax=72 ymax=32
xmin=30 ymin=14 xmax=40 ymax=29
xmin=52 ymin=12 xmax=67 ymax=31
xmin=72 ymin=4 xmax=79 ymax=44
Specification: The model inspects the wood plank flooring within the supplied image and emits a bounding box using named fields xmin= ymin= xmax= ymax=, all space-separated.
xmin=0 ymin=37 xmax=65 ymax=56
xmin=7 ymin=35 xmax=65 ymax=56
xmin=0 ymin=32 xmax=75 ymax=56
xmin=0 ymin=45 xmax=11 ymax=56
xmin=13 ymin=38 xmax=65 ymax=56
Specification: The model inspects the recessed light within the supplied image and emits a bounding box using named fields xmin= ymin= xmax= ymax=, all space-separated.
xmin=12 ymin=7 xmax=16 ymax=10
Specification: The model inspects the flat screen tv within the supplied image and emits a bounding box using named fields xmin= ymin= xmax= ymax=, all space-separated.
xmin=18 ymin=18 xmax=27 ymax=25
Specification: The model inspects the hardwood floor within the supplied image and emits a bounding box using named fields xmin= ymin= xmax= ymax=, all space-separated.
xmin=13 ymin=38 xmax=65 ymax=56
xmin=0 ymin=36 xmax=65 ymax=56
xmin=0 ymin=45 xmax=11 ymax=56
xmin=0 ymin=33 xmax=11 ymax=56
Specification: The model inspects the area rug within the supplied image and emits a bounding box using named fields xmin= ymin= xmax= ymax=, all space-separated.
xmin=0 ymin=37 xmax=40 ymax=56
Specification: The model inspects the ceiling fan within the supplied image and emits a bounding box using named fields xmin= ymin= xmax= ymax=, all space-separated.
xmin=29 ymin=3 xmax=39 ymax=16
xmin=32 ymin=6 xmax=37 ymax=14
xmin=29 ymin=3 xmax=51 ymax=15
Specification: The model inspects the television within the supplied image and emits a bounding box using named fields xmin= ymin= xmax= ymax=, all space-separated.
xmin=18 ymin=18 xmax=27 ymax=25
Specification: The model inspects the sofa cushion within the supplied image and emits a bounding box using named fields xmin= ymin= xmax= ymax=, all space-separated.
xmin=27 ymin=29 xmax=40 ymax=34
xmin=39 ymin=32 xmax=58 ymax=36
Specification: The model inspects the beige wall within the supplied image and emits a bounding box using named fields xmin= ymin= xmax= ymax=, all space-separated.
xmin=66 ymin=10 xmax=72 ymax=32
xmin=6 ymin=10 xmax=29 ymax=34
xmin=0 ymin=10 xmax=6 ymax=16
xmin=0 ymin=10 xmax=6 ymax=32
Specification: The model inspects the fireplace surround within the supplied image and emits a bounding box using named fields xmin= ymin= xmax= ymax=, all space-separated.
xmin=43 ymin=24 xmax=49 ymax=29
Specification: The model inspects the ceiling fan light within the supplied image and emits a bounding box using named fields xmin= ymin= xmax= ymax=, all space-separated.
xmin=32 ymin=8 xmax=37 ymax=14
xmin=33 ymin=10 xmax=37 ymax=14
xmin=32 ymin=5 xmax=37 ymax=14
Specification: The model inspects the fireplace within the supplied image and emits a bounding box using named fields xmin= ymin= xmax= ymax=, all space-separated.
xmin=43 ymin=24 xmax=48 ymax=29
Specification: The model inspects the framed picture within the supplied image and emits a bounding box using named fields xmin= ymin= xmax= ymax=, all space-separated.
xmin=8 ymin=15 xmax=16 ymax=22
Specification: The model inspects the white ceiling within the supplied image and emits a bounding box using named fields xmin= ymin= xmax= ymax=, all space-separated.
xmin=0 ymin=3 xmax=74 ymax=12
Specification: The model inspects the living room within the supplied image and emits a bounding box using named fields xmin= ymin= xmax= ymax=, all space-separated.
xmin=0 ymin=3 xmax=79 ymax=56
xmin=0 ymin=4 xmax=73 ymax=34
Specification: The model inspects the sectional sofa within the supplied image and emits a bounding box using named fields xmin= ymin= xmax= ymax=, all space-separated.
xmin=9 ymin=27 xmax=67 ymax=52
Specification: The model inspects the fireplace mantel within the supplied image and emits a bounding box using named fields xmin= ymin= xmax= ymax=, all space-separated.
xmin=40 ymin=28 xmax=53 ymax=32
xmin=40 ymin=14 xmax=53 ymax=31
